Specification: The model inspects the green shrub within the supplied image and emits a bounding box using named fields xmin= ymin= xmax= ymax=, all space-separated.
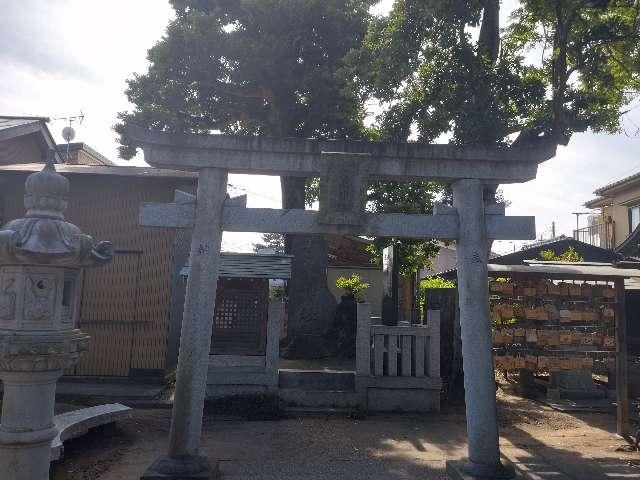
xmin=539 ymin=246 xmax=583 ymax=262
xmin=418 ymin=276 xmax=456 ymax=320
xmin=419 ymin=276 xmax=456 ymax=290
xmin=336 ymin=274 xmax=370 ymax=300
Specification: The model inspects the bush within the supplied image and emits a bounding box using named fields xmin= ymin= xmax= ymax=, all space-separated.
xmin=539 ymin=246 xmax=583 ymax=262
xmin=336 ymin=274 xmax=370 ymax=300
xmin=418 ymin=276 xmax=456 ymax=320
xmin=419 ymin=276 xmax=456 ymax=290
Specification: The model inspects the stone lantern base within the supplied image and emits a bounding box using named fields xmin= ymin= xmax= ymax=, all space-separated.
xmin=0 ymin=329 xmax=89 ymax=480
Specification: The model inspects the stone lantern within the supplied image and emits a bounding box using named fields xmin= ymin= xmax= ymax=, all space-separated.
xmin=0 ymin=153 xmax=112 ymax=480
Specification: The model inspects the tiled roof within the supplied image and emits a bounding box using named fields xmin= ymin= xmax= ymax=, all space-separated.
xmin=0 ymin=116 xmax=47 ymax=135
xmin=594 ymin=172 xmax=640 ymax=196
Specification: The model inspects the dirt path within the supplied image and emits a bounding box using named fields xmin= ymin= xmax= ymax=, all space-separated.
xmin=51 ymin=387 xmax=639 ymax=480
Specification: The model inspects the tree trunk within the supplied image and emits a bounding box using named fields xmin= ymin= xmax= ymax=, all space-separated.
xmin=280 ymin=176 xmax=337 ymax=359
xmin=267 ymin=100 xmax=337 ymax=358
xmin=552 ymin=3 xmax=570 ymax=144
xmin=478 ymin=0 xmax=500 ymax=64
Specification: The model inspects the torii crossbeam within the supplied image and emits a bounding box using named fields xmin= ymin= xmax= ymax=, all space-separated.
xmin=126 ymin=126 xmax=555 ymax=480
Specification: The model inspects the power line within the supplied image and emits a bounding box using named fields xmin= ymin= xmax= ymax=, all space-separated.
xmin=227 ymin=183 xmax=280 ymax=203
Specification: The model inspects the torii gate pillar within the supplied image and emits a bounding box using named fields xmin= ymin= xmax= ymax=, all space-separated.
xmin=447 ymin=178 xmax=514 ymax=479
xmin=142 ymin=168 xmax=228 ymax=479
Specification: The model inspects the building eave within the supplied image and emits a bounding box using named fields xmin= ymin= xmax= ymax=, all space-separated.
xmin=0 ymin=163 xmax=198 ymax=180
xmin=0 ymin=116 xmax=62 ymax=162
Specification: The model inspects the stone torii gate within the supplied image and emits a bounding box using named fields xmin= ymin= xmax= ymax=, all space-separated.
xmin=126 ymin=126 xmax=555 ymax=480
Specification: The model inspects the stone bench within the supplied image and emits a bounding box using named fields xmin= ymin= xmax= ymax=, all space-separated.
xmin=50 ymin=403 xmax=132 ymax=461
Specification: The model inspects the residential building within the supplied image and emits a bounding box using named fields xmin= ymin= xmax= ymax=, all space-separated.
xmin=56 ymin=142 xmax=116 ymax=166
xmin=582 ymin=172 xmax=640 ymax=254
xmin=0 ymin=116 xmax=61 ymax=164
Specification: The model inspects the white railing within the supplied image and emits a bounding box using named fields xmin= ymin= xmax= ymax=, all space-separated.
xmin=356 ymin=303 xmax=440 ymax=380
xmin=573 ymin=221 xmax=614 ymax=250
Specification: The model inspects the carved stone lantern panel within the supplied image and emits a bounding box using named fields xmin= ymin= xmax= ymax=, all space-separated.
xmin=0 ymin=266 xmax=79 ymax=332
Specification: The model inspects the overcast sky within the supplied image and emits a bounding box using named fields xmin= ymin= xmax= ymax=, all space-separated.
xmin=2 ymin=0 xmax=639 ymax=254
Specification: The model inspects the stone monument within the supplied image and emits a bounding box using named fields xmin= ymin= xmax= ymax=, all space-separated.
xmin=0 ymin=153 xmax=113 ymax=480
xmin=381 ymin=244 xmax=400 ymax=325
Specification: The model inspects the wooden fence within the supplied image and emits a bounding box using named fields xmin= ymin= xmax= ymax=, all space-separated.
xmin=356 ymin=303 xmax=442 ymax=411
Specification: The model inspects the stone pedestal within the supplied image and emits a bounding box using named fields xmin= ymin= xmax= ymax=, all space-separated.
xmin=548 ymin=371 xmax=605 ymax=400
xmin=0 ymin=157 xmax=112 ymax=479
xmin=0 ymin=370 xmax=60 ymax=480
xmin=141 ymin=455 xmax=214 ymax=479
xmin=0 ymin=344 xmax=87 ymax=480
xmin=446 ymin=459 xmax=517 ymax=480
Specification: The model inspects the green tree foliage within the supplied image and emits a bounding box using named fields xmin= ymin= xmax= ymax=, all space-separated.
xmin=347 ymin=0 xmax=639 ymax=273
xmin=116 ymin=0 xmax=373 ymax=153
xmin=252 ymin=233 xmax=285 ymax=254
xmin=365 ymin=180 xmax=442 ymax=275
xmin=347 ymin=0 xmax=545 ymax=146
xmin=506 ymin=0 xmax=640 ymax=145
xmin=348 ymin=0 xmax=640 ymax=149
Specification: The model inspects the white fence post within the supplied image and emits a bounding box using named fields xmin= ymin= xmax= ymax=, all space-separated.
xmin=356 ymin=303 xmax=372 ymax=377
xmin=266 ymin=300 xmax=283 ymax=388
xmin=427 ymin=309 xmax=441 ymax=379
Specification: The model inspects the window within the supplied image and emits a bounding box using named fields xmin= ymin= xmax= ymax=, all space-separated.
xmin=629 ymin=206 xmax=640 ymax=233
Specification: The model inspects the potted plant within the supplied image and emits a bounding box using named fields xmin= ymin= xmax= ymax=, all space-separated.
xmin=326 ymin=274 xmax=370 ymax=358
xmin=335 ymin=274 xmax=370 ymax=302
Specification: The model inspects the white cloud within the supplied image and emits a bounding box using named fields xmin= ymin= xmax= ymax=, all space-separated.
xmin=0 ymin=0 xmax=174 ymax=165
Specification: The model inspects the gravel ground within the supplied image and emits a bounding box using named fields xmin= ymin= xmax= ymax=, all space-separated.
xmin=50 ymin=383 xmax=640 ymax=480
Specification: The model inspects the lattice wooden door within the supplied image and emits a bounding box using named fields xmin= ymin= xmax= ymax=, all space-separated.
xmin=211 ymin=278 xmax=269 ymax=355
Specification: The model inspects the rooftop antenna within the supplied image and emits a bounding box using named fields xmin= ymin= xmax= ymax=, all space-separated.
xmin=53 ymin=111 xmax=84 ymax=163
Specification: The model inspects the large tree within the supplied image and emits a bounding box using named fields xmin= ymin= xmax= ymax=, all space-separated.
xmin=348 ymin=0 xmax=640 ymax=149
xmin=116 ymin=0 xmax=375 ymax=356
xmin=346 ymin=0 xmax=639 ymax=274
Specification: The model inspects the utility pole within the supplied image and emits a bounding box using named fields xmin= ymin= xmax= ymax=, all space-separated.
xmin=552 ymin=221 xmax=556 ymax=239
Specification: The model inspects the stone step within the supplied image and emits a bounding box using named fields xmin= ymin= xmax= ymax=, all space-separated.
xmin=282 ymin=406 xmax=355 ymax=417
xmin=279 ymin=388 xmax=360 ymax=409
xmin=278 ymin=369 xmax=355 ymax=391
